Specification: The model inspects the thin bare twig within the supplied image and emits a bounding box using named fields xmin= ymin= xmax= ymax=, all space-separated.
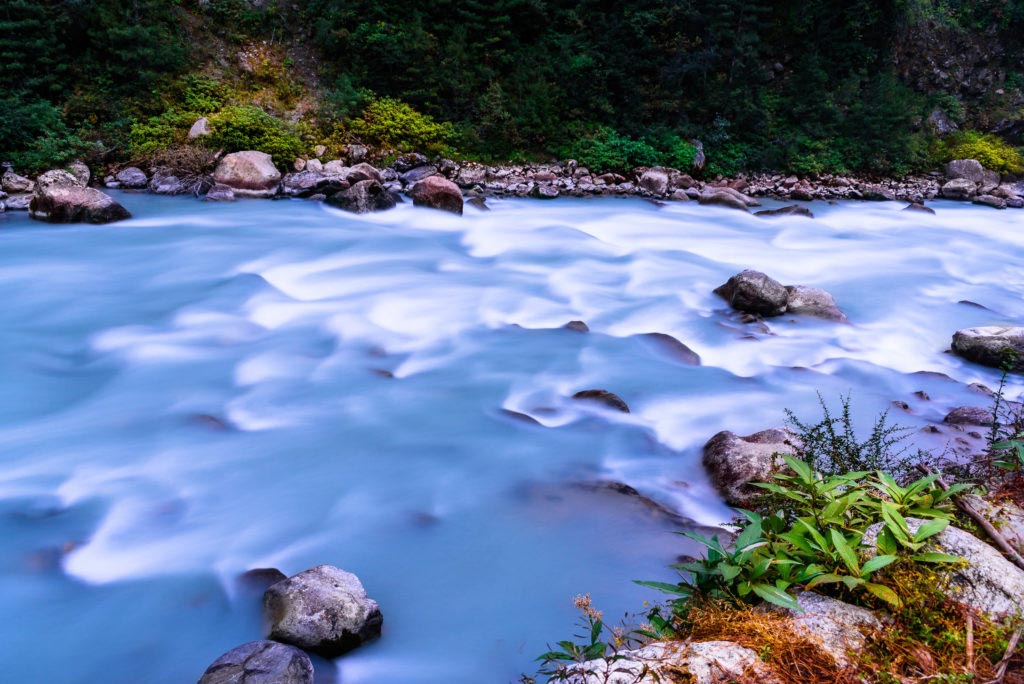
xmin=967 ymin=613 xmax=975 ymax=675
xmin=917 ymin=464 xmax=1024 ymax=572
xmin=988 ymin=625 xmax=1022 ymax=684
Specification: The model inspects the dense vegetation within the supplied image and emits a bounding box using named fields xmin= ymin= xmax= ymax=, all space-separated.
xmin=3 ymin=0 xmax=1024 ymax=175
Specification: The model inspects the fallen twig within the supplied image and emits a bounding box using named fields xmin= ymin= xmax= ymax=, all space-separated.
xmin=988 ymin=625 xmax=1022 ymax=684
xmin=917 ymin=464 xmax=1024 ymax=572
xmin=967 ymin=613 xmax=975 ymax=675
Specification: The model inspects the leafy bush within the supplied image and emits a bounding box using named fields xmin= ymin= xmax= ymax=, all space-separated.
xmin=0 ymin=96 xmax=90 ymax=174
xmin=128 ymin=110 xmax=196 ymax=158
xmin=182 ymin=75 xmax=229 ymax=114
xmin=562 ymin=127 xmax=660 ymax=173
xmin=938 ymin=131 xmax=1024 ymax=174
xmin=208 ymin=105 xmax=304 ymax=166
xmin=347 ymin=97 xmax=455 ymax=154
xmin=638 ymin=459 xmax=964 ymax=615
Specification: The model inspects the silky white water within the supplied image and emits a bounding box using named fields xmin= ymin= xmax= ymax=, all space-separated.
xmin=1 ymin=193 xmax=1022 ymax=683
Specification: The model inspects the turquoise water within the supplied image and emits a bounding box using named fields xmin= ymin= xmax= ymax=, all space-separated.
xmin=1 ymin=194 xmax=1022 ymax=683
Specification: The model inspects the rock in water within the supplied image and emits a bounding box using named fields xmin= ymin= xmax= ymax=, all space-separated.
xmin=714 ymin=270 xmax=789 ymax=317
xmin=410 ymin=175 xmax=464 ymax=215
xmin=755 ymin=204 xmax=814 ymax=219
xmin=941 ymin=178 xmax=977 ymax=200
xmin=29 ymin=178 xmax=131 ymax=225
xmin=115 ymin=167 xmax=148 ymax=189
xmin=944 ymin=406 xmax=994 ymax=426
xmin=698 ymin=188 xmax=750 ymax=212
xmin=784 ymin=285 xmax=847 ymax=321
xmin=2 ymin=170 xmax=34 ymax=193
xmin=703 ymin=428 xmax=803 ymax=504
xmin=67 ymin=160 xmax=90 ymax=187
xmin=638 ymin=166 xmax=670 ymax=196
xmin=903 ymin=202 xmax=935 ymax=214
xmin=325 ymin=180 xmax=397 ymax=214
xmin=198 ymin=640 xmax=313 ymax=684
xmin=951 ymin=326 xmax=1024 ymax=372
xmin=214 ymin=151 xmax=282 ymax=198
xmin=572 ymin=389 xmax=630 ymax=413
xmin=264 ymin=565 xmax=383 ymax=658
xmin=204 ymin=184 xmax=236 ymax=202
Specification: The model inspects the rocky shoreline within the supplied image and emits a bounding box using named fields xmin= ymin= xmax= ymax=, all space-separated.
xmin=3 ymin=151 xmax=1024 ymax=225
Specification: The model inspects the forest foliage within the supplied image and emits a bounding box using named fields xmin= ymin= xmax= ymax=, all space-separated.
xmin=2 ymin=0 xmax=1024 ymax=175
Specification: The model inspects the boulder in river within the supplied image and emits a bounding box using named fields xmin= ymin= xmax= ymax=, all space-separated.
xmin=204 ymin=184 xmax=236 ymax=202
xmin=347 ymin=162 xmax=383 ymax=185
xmin=400 ymin=165 xmax=438 ymax=185
xmin=755 ymin=204 xmax=814 ymax=219
xmin=325 ymin=180 xmax=397 ymax=214
xmin=410 ymin=175 xmax=464 ymax=215
xmin=698 ymin=187 xmax=754 ymax=212
xmin=974 ymin=194 xmax=1007 ymax=209
xmin=703 ymin=427 xmax=803 ymax=504
xmin=67 ymin=160 xmax=90 ymax=187
xmin=213 ymin=151 xmax=282 ymax=198
xmin=951 ymin=326 xmax=1024 ymax=372
xmin=940 ymin=178 xmax=978 ymax=200
xmin=115 ymin=167 xmax=148 ymax=189
xmin=714 ymin=270 xmax=789 ymax=317
xmin=945 ymin=159 xmax=1000 ymax=192
xmin=264 ymin=565 xmax=383 ymax=658
xmin=198 ymin=640 xmax=312 ymax=684
xmin=943 ymin=406 xmax=993 ymax=426
xmin=148 ymin=171 xmax=186 ymax=195
xmin=572 ymin=389 xmax=630 ymax=413
xmin=784 ymin=285 xmax=847 ymax=322
xmin=638 ymin=166 xmax=670 ymax=196
xmin=29 ymin=174 xmax=131 ymax=224
xmin=903 ymin=202 xmax=935 ymax=214
xmin=2 ymin=170 xmax=34 ymax=194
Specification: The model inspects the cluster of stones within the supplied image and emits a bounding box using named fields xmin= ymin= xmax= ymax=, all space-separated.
xmin=198 ymin=565 xmax=382 ymax=684
xmin=938 ymin=159 xmax=1024 ymax=208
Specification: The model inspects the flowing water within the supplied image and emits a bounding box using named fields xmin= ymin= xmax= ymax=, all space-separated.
xmin=1 ymin=193 xmax=1023 ymax=683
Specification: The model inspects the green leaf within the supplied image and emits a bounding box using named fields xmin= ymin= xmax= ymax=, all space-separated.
xmin=912 ymin=518 xmax=948 ymax=543
xmin=876 ymin=527 xmax=898 ymax=555
xmin=781 ymin=454 xmax=813 ymax=483
xmin=910 ymin=552 xmax=962 ymax=564
xmin=805 ymin=572 xmax=845 ymax=589
xmin=860 ymin=554 xmax=898 ymax=575
xmin=590 ymin=619 xmax=603 ymax=644
xmin=830 ymin=528 xmax=861 ymax=576
xmin=720 ymin=564 xmax=742 ymax=582
xmin=864 ymin=582 xmax=901 ymax=607
xmin=633 ymin=580 xmax=691 ymax=596
xmin=751 ymin=583 xmax=801 ymax=611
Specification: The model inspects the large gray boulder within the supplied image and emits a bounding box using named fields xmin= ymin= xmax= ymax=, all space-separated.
xmin=2 ymin=170 xmax=34 ymax=193
xmin=263 ymin=565 xmax=383 ymax=658
xmin=945 ymin=159 xmax=1000 ymax=193
xmin=779 ymin=592 xmax=883 ymax=667
xmin=638 ymin=166 xmax=670 ymax=196
xmin=29 ymin=176 xmax=131 ymax=224
xmin=565 ymin=640 xmax=776 ymax=684
xmin=115 ymin=167 xmax=148 ymax=189
xmin=714 ymin=270 xmax=789 ymax=317
xmin=67 ymin=160 xmax=90 ymax=187
xmin=951 ymin=326 xmax=1024 ymax=372
xmin=699 ymin=187 xmax=757 ymax=212
xmin=197 ymin=640 xmax=313 ymax=684
xmin=410 ymin=175 xmax=464 ymax=215
xmin=325 ymin=180 xmax=397 ymax=214
xmin=702 ymin=427 xmax=803 ymax=504
xmin=214 ymin=151 xmax=281 ymax=198
xmin=863 ymin=520 xmax=1024 ymax=619
xmin=785 ymin=285 xmax=847 ymax=321
xmin=940 ymin=178 xmax=978 ymax=200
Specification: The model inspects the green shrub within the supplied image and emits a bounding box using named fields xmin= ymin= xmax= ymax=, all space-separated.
xmin=128 ymin=110 xmax=196 ymax=158
xmin=0 ymin=96 xmax=90 ymax=174
xmin=207 ymin=105 xmax=304 ymax=166
xmin=562 ymin=126 xmax=660 ymax=173
xmin=182 ymin=75 xmax=229 ymax=114
xmin=939 ymin=131 xmax=1024 ymax=174
xmin=347 ymin=97 xmax=455 ymax=154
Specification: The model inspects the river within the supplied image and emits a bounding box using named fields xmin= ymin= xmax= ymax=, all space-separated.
xmin=1 ymin=193 xmax=1022 ymax=683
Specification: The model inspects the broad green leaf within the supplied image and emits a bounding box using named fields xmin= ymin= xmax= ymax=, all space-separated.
xmin=720 ymin=564 xmax=742 ymax=582
xmin=842 ymin=575 xmax=865 ymax=589
xmin=805 ymin=572 xmax=845 ymax=589
xmin=864 ymin=582 xmax=901 ymax=607
xmin=910 ymin=552 xmax=962 ymax=564
xmin=830 ymin=528 xmax=861 ymax=576
xmin=912 ymin=518 xmax=948 ymax=543
xmin=633 ymin=580 xmax=691 ymax=596
xmin=751 ymin=583 xmax=801 ymax=611
xmin=876 ymin=527 xmax=898 ymax=555
xmin=860 ymin=554 xmax=898 ymax=575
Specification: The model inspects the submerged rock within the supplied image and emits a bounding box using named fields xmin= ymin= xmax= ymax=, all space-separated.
xmin=198 ymin=640 xmax=312 ymax=684
xmin=943 ymin=406 xmax=993 ymax=426
xmin=572 ymin=389 xmax=630 ymax=413
xmin=264 ymin=565 xmax=383 ymax=658
xmin=784 ymin=285 xmax=847 ymax=321
xmin=410 ymin=175 xmax=464 ymax=215
xmin=755 ymin=204 xmax=814 ymax=218
xmin=951 ymin=326 xmax=1024 ymax=372
xmin=325 ymin=180 xmax=397 ymax=214
xmin=714 ymin=270 xmax=789 ymax=317
xmin=903 ymin=202 xmax=935 ymax=214
xmin=563 ymin=320 xmax=589 ymax=333
xmin=703 ymin=427 xmax=802 ymax=504
xmin=204 ymin=184 xmax=236 ymax=202
xmin=214 ymin=151 xmax=282 ymax=198
xmin=638 ymin=332 xmax=701 ymax=365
